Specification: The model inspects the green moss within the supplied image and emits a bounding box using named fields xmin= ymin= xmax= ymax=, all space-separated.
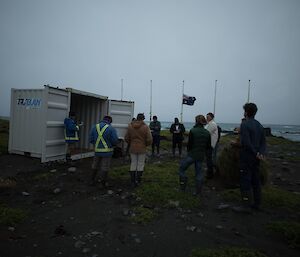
xmin=190 ymin=247 xmax=268 ymax=257
xmin=262 ymin=186 xmax=300 ymax=211
xmin=33 ymin=172 xmax=53 ymax=180
xmin=267 ymin=221 xmax=300 ymax=248
xmin=131 ymin=206 xmax=158 ymax=224
xmin=0 ymin=203 xmax=27 ymax=225
xmin=111 ymin=160 xmax=201 ymax=210
xmin=110 ymin=165 xmax=130 ymax=181
xmin=221 ymin=186 xmax=300 ymax=212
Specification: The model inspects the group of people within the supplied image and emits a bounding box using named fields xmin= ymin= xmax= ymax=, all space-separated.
xmin=64 ymin=102 xmax=266 ymax=210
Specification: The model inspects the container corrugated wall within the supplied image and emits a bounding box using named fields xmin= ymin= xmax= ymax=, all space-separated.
xmin=109 ymin=100 xmax=134 ymax=139
xmin=70 ymin=93 xmax=105 ymax=150
xmin=9 ymin=88 xmax=45 ymax=157
xmin=43 ymin=87 xmax=69 ymax=162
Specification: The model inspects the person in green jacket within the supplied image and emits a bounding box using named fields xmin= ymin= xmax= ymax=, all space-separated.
xmin=178 ymin=115 xmax=211 ymax=195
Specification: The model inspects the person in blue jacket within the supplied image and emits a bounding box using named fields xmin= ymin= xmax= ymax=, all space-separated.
xmin=89 ymin=115 xmax=119 ymax=187
xmin=64 ymin=111 xmax=79 ymax=160
xmin=239 ymin=103 xmax=266 ymax=211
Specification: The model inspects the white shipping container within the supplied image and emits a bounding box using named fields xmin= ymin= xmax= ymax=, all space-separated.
xmin=9 ymin=85 xmax=134 ymax=162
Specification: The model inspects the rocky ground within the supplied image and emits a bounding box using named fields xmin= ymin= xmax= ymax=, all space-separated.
xmin=0 ymin=135 xmax=300 ymax=257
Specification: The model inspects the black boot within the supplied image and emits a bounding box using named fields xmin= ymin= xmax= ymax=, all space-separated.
xmin=137 ymin=171 xmax=143 ymax=185
xmin=130 ymin=171 xmax=137 ymax=188
xmin=179 ymin=177 xmax=187 ymax=191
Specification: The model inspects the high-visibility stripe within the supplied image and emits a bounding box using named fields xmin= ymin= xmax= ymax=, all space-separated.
xmin=64 ymin=129 xmax=79 ymax=141
xmin=95 ymin=124 xmax=113 ymax=152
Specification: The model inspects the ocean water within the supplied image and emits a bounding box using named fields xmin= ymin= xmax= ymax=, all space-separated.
xmin=156 ymin=121 xmax=300 ymax=142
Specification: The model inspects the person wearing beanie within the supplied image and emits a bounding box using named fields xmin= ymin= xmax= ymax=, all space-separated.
xmin=89 ymin=115 xmax=119 ymax=187
xmin=125 ymin=113 xmax=152 ymax=187
xmin=178 ymin=115 xmax=211 ymax=195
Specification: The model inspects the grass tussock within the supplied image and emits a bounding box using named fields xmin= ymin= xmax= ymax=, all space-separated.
xmin=221 ymin=186 xmax=300 ymax=212
xmin=0 ymin=203 xmax=27 ymax=225
xmin=217 ymin=145 xmax=269 ymax=187
xmin=267 ymin=221 xmax=300 ymax=249
xmin=190 ymin=247 xmax=268 ymax=257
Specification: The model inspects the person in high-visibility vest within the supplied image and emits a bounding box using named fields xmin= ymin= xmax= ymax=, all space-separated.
xmin=64 ymin=111 xmax=80 ymax=161
xmin=89 ymin=115 xmax=119 ymax=187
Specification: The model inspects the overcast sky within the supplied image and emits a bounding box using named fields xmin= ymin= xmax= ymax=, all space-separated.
xmin=0 ymin=0 xmax=299 ymax=125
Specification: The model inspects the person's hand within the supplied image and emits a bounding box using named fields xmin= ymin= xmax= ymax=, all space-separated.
xmin=256 ymin=152 xmax=264 ymax=160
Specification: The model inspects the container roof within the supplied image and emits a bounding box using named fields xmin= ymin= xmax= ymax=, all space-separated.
xmin=65 ymin=87 xmax=108 ymax=100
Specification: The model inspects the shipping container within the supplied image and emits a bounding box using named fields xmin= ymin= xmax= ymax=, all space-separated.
xmin=8 ymin=85 xmax=134 ymax=162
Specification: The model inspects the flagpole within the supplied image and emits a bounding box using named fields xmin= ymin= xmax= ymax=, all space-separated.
xmin=247 ymin=79 xmax=251 ymax=103
xmin=180 ymin=80 xmax=184 ymax=123
xmin=121 ymin=78 xmax=124 ymax=101
xmin=213 ymin=80 xmax=217 ymax=115
xmin=150 ymin=80 xmax=152 ymax=121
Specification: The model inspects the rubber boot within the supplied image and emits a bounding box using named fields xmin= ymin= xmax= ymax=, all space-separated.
xmin=179 ymin=177 xmax=187 ymax=192
xmin=130 ymin=171 xmax=137 ymax=188
xmin=137 ymin=171 xmax=143 ymax=185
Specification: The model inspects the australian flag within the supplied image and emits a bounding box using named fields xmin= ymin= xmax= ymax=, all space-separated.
xmin=182 ymin=94 xmax=196 ymax=105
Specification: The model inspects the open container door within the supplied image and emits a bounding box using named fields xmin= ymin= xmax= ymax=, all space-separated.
xmin=42 ymin=86 xmax=70 ymax=163
xmin=108 ymin=100 xmax=134 ymax=139
xmin=67 ymin=88 xmax=108 ymax=160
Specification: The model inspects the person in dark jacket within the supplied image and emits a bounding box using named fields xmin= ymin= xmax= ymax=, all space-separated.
xmin=89 ymin=116 xmax=119 ymax=187
xmin=178 ymin=115 xmax=211 ymax=195
xmin=239 ymin=103 xmax=266 ymax=210
xmin=169 ymin=117 xmax=185 ymax=157
xmin=64 ymin=111 xmax=79 ymax=161
xmin=149 ymin=115 xmax=161 ymax=157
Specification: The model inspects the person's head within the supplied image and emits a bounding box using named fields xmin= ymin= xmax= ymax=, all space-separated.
xmin=137 ymin=113 xmax=145 ymax=121
xmin=103 ymin=115 xmax=112 ymax=124
xmin=153 ymin=115 xmax=157 ymax=121
xmin=195 ymin=115 xmax=207 ymax=126
xmin=206 ymin=112 xmax=214 ymax=122
xmin=69 ymin=111 xmax=76 ymax=119
xmin=243 ymin=103 xmax=258 ymax=118
xmin=174 ymin=117 xmax=179 ymax=124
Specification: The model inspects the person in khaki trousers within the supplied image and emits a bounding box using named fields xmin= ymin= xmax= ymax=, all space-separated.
xmin=125 ymin=113 xmax=152 ymax=187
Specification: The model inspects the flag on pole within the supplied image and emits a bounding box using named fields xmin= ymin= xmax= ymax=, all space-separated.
xmin=182 ymin=94 xmax=196 ymax=105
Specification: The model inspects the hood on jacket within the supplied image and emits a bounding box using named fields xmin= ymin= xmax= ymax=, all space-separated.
xmin=132 ymin=120 xmax=145 ymax=129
